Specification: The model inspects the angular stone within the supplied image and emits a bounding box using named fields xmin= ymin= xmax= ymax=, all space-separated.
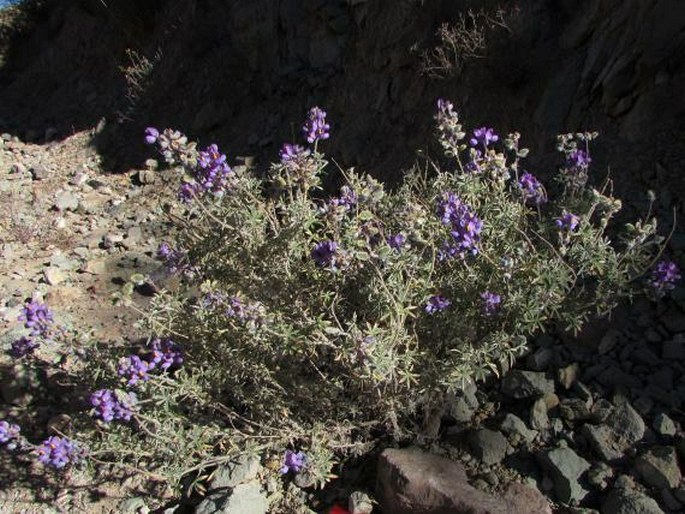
xmin=500 ymin=413 xmax=537 ymax=444
xmin=527 ymin=347 xmax=554 ymax=371
xmin=195 ymin=481 xmax=267 ymax=514
xmin=30 ymin=164 xmax=49 ymax=180
xmin=468 ymin=428 xmax=508 ymax=466
xmin=530 ymin=398 xmax=550 ymax=430
xmin=602 ymin=487 xmax=665 ymax=514
xmin=635 ymin=446 xmax=682 ymax=489
xmin=537 ymin=447 xmax=590 ymax=504
xmin=44 ymin=267 xmax=67 ymax=285
xmin=54 ymin=191 xmax=79 ymax=211
xmin=583 ymin=403 xmax=645 ymax=461
xmin=501 ymin=370 xmax=555 ymax=399
xmin=653 ymin=413 xmax=677 ymax=436
xmin=376 ymin=448 xmax=550 ymax=514
xmin=349 ymin=491 xmax=373 ymax=514
xmin=558 ymin=363 xmax=580 ymax=389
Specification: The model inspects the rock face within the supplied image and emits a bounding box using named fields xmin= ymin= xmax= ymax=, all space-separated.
xmin=376 ymin=448 xmax=551 ymax=514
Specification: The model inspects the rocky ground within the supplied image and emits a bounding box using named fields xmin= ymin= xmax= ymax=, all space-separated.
xmin=0 ymin=129 xmax=684 ymax=514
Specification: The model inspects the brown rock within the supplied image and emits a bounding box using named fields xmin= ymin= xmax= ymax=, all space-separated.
xmin=376 ymin=448 xmax=551 ymax=514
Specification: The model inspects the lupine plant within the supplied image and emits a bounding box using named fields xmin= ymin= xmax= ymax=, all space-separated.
xmin=4 ymin=102 xmax=676 ymax=491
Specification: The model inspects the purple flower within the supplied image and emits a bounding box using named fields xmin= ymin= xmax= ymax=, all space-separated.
xmin=10 ymin=336 xmax=39 ymax=357
xmin=144 ymin=127 xmax=160 ymax=145
xmin=555 ymin=212 xmax=580 ymax=232
xmin=649 ymin=260 xmax=681 ymax=295
xmin=18 ymin=299 xmax=54 ymax=337
xmin=157 ymin=242 xmax=193 ymax=277
xmin=303 ymin=107 xmax=330 ymax=144
xmin=328 ymin=185 xmax=357 ymax=210
xmin=518 ymin=172 xmax=547 ymax=206
xmin=470 ymin=127 xmax=499 ymax=148
xmin=36 ymin=436 xmax=82 ymax=469
xmin=279 ymin=450 xmax=307 ymax=474
xmin=436 ymin=193 xmax=483 ymax=259
xmin=148 ymin=338 xmax=183 ymax=371
xmin=280 ymin=143 xmax=311 ymax=164
xmin=178 ymin=181 xmax=199 ymax=203
xmin=480 ymin=291 xmax=502 ymax=317
xmin=567 ymin=149 xmax=591 ymax=171
xmin=117 ymin=355 xmax=153 ymax=387
xmin=425 ymin=295 xmax=451 ymax=314
xmin=387 ymin=233 xmax=406 ymax=251
xmin=0 ymin=420 xmax=21 ymax=450
xmin=90 ymin=389 xmax=137 ymax=423
xmin=194 ymin=144 xmax=233 ymax=196
xmin=311 ymin=240 xmax=339 ymax=268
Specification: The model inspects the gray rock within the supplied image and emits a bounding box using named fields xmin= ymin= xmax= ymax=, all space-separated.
xmin=502 ymin=370 xmax=555 ymax=399
xmin=500 ymin=413 xmax=537 ymax=444
xmin=587 ymin=462 xmax=614 ymax=490
xmin=560 ymin=398 xmax=592 ymax=422
xmin=659 ymin=488 xmax=682 ymax=511
xmin=537 ymin=446 xmax=590 ymax=504
xmin=120 ymin=497 xmax=149 ymax=514
xmin=599 ymin=329 xmax=622 ymax=355
xmin=653 ymin=413 xmax=677 ymax=437
xmin=468 ymin=428 xmax=508 ymax=466
xmin=195 ymin=481 xmax=267 ymax=514
xmin=558 ymin=363 xmax=580 ymax=390
xmin=209 ymin=454 xmax=262 ymax=489
xmin=583 ymin=403 xmax=645 ymax=461
xmin=446 ymin=382 xmax=479 ymax=423
xmin=30 ymin=164 xmax=49 ymax=180
xmin=530 ymin=398 xmax=550 ymax=430
xmin=635 ymin=446 xmax=682 ymax=489
xmin=137 ymin=169 xmax=157 ymax=184
xmin=43 ymin=267 xmax=67 ymax=285
xmin=601 ymin=487 xmax=665 ymax=514
xmin=348 ymin=491 xmax=373 ymax=514
xmin=527 ymin=347 xmax=554 ymax=371
xmin=54 ymin=191 xmax=79 ymax=212
xmin=376 ymin=448 xmax=551 ymax=514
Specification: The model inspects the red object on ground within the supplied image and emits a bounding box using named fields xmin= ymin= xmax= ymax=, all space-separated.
xmin=329 ymin=505 xmax=350 ymax=514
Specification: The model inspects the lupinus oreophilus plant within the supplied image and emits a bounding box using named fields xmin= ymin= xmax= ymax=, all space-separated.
xmin=77 ymin=101 xmax=676 ymax=487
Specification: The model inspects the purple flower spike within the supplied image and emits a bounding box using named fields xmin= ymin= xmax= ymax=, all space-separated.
xmin=436 ymin=192 xmax=483 ymax=259
xmin=480 ymin=291 xmax=502 ymax=317
xmin=311 ymin=240 xmax=339 ymax=269
xmin=470 ymin=127 xmax=499 ymax=148
xmin=148 ymin=338 xmax=184 ymax=371
xmin=280 ymin=143 xmax=311 ymax=164
xmin=0 ymin=420 xmax=21 ymax=450
xmin=18 ymin=299 xmax=54 ymax=337
xmin=10 ymin=336 xmax=39 ymax=357
xmin=425 ymin=295 xmax=451 ymax=314
xmin=36 ymin=436 xmax=82 ymax=469
xmin=279 ymin=450 xmax=307 ymax=474
xmin=649 ymin=260 xmax=681 ymax=296
xmin=387 ymin=233 xmax=406 ymax=251
xmin=555 ymin=212 xmax=580 ymax=232
xmin=567 ymin=149 xmax=591 ymax=171
xmin=518 ymin=172 xmax=547 ymax=206
xmin=117 ymin=355 xmax=152 ymax=387
xmin=303 ymin=107 xmax=330 ymax=144
xmin=144 ymin=127 xmax=160 ymax=145
xmin=90 ymin=389 xmax=137 ymax=423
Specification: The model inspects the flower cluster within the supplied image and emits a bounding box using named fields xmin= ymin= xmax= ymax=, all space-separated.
xmin=91 ymin=389 xmax=137 ymax=423
xmin=470 ymin=127 xmax=499 ymax=148
xmin=311 ymin=240 xmax=340 ymax=269
xmin=425 ymin=295 xmax=451 ymax=314
xmin=36 ymin=436 xmax=82 ymax=469
xmin=144 ymin=127 xmax=194 ymax=166
xmin=0 ymin=420 xmax=21 ymax=450
xmin=202 ymin=291 xmax=265 ymax=325
xmin=387 ymin=233 xmax=406 ymax=251
xmin=480 ymin=291 xmax=502 ymax=316
xmin=18 ymin=299 xmax=53 ymax=337
xmin=567 ymin=149 xmax=591 ymax=172
xmin=435 ymin=98 xmax=465 ymax=153
xmin=303 ymin=107 xmax=330 ymax=144
xmin=437 ymin=192 xmax=483 ymax=259
xmin=157 ymin=242 xmax=195 ymax=277
xmin=649 ymin=260 xmax=681 ymax=296
xmin=280 ymin=143 xmax=311 ymax=165
xmin=280 ymin=450 xmax=307 ymax=474
xmin=149 ymin=338 xmax=184 ymax=370
xmin=118 ymin=355 xmax=153 ymax=387
xmin=518 ymin=172 xmax=547 ymax=206
xmin=10 ymin=336 xmax=39 ymax=358
xmin=555 ymin=212 xmax=580 ymax=232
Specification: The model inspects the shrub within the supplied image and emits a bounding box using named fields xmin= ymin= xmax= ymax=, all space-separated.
xmin=2 ymin=101 xmax=675 ymax=492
